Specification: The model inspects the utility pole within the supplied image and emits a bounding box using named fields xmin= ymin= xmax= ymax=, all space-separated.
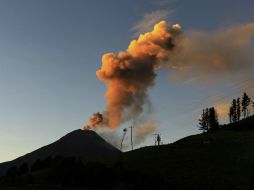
xmin=129 ymin=126 xmax=134 ymax=151
xmin=120 ymin=128 xmax=127 ymax=151
xmin=152 ymin=133 xmax=161 ymax=146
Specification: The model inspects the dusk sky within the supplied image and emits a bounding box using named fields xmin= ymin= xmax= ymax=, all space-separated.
xmin=1 ymin=0 xmax=254 ymax=162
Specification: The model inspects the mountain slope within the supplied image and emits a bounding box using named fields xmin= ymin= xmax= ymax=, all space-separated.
xmin=0 ymin=129 xmax=120 ymax=176
xmin=123 ymin=116 xmax=254 ymax=189
xmin=2 ymin=117 xmax=254 ymax=189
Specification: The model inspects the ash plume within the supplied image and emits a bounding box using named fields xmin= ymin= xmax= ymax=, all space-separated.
xmin=133 ymin=119 xmax=158 ymax=146
xmin=83 ymin=112 xmax=103 ymax=129
xmin=97 ymin=130 xmax=124 ymax=150
xmin=169 ymin=22 xmax=254 ymax=83
xmin=84 ymin=21 xmax=254 ymax=143
xmin=85 ymin=21 xmax=182 ymax=130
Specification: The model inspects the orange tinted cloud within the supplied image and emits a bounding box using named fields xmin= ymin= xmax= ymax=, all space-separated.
xmin=86 ymin=21 xmax=181 ymax=129
xmin=216 ymin=103 xmax=230 ymax=119
xmin=85 ymin=21 xmax=254 ymax=135
xmin=169 ymin=22 xmax=254 ymax=83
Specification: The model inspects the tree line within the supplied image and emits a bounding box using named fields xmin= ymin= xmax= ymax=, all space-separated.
xmin=198 ymin=92 xmax=254 ymax=132
xmin=229 ymin=92 xmax=253 ymax=122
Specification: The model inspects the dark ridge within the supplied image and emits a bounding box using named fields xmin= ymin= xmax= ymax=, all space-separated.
xmin=0 ymin=129 xmax=120 ymax=176
xmin=123 ymin=116 xmax=254 ymax=189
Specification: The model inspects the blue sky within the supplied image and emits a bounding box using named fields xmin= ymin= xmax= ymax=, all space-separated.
xmin=0 ymin=0 xmax=254 ymax=162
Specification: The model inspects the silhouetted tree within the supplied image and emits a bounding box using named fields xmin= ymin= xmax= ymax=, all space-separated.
xmin=229 ymin=99 xmax=237 ymax=123
xmin=198 ymin=108 xmax=209 ymax=132
xmin=236 ymin=98 xmax=241 ymax=121
xmin=242 ymin=92 xmax=251 ymax=118
xmin=198 ymin=107 xmax=219 ymax=132
xmin=208 ymin=107 xmax=219 ymax=130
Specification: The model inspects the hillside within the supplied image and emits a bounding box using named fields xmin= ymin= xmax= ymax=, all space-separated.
xmin=0 ymin=129 xmax=120 ymax=177
xmin=123 ymin=115 xmax=254 ymax=189
xmin=223 ymin=115 xmax=254 ymax=130
xmin=1 ymin=116 xmax=254 ymax=189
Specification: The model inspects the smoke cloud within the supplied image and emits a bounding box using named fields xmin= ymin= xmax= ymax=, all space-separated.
xmin=98 ymin=119 xmax=158 ymax=150
xmin=133 ymin=119 xmax=158 ymax=146
xmin=168 ymin=22 xmax=254 ymax=82
xmin=84 ymin=21 xmax=254 ymax=144
xmin=85 ymin=21 xmax=182 ymax=130
xmin=97 ymin=129 xmax=123 ymax=150
xmin=83 ymin=112 xmax=103 ymax=129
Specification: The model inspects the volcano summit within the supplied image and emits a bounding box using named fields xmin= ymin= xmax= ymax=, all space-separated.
xmin=0 ymin=129 xmax=120 ymax=176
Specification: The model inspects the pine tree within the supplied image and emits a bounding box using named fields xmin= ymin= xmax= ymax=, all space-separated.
xmin=199 ymin=107 xmax=219 ymax=132
xmin=242 ymin=92 xmax=251 ymax=118
xmin=208 ymin=107 xmax=219 ymax=130
xmin=198 ymin=109 xmax=209 ymax=132
xmin=236 ymin=98 xmax=241 ymax=121
xmin=232 ymin=99 xmax=237 ymax=122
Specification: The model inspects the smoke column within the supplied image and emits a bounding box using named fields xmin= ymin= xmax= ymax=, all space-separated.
xmin=84 ymin=21 xmax=182 ymax=130
xmin=84 ymin=21 xmax=254 ymax=146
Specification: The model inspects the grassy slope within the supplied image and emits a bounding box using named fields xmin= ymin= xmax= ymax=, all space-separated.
xmin=123 ymin=116 xmax=254 ymax=190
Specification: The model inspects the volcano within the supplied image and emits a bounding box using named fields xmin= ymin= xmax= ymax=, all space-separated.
xmin=0 ymin=129 xmax=120 ymax=176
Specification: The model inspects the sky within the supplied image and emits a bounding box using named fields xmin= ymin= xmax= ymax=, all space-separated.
xmin=0 ymin=0 xmax=254 ymax=162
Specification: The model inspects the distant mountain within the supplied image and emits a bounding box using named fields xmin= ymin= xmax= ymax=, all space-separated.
xmin=0 ymin=129 xmax=120 ymax=176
